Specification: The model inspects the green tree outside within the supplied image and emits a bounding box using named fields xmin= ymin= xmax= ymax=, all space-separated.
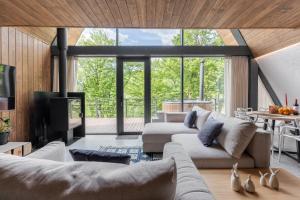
xmin=76 ymin=29 xmax=225 ymax=117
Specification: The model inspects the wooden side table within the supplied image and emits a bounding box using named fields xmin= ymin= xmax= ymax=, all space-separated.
xmin=0 ymin=142 xmax=32 ymax=156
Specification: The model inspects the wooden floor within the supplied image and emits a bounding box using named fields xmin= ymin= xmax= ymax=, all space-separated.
xmin=200 ymin=168 xmax=300 ymax=200
xmin=85 ymin=118 xmax=144 ymax=134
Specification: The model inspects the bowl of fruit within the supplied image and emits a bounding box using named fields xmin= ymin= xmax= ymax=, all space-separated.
xmin=278 ymin=106 xmax=294 ymax=115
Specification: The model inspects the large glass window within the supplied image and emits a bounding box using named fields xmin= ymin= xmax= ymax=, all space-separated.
xmin=183 ymin=57 xmax=225 ymax=113
xmin=77 ymin=57 xmax=117 ymax=134
xmin=76 ymin=28 xmax=116 ymax=46
xmin=151 ymin=58 xmax=181 ymax=121
xmin=183 ymin=29 xmax=224 ymax=46
xmin=119 ymin=29 xmax=181 ymax=46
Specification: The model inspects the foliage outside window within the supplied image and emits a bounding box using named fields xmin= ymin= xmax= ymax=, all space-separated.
xmin=183 ymin=29 xmax=224 ymax=46
xmin=76 ymin=28 xmax=225 ymax=118
xmin=77 ymin=28 xmax=116 ymax=46
xmin=151 ymin=58 xmax=181 ymax=117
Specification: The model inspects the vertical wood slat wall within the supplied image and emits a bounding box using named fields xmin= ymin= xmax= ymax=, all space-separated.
xmin=0 ymin=27 xmax=51 ymax=142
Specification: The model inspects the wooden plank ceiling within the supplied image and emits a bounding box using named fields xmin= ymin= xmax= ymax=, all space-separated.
xmin=2 ymin=0 xmax=300 ymax=28
xmin=241 ymin=29 xmax=300 ymax=57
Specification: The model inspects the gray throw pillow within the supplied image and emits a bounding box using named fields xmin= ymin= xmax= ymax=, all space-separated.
xmin=0 ymin=153 xmax=177 ymax=200
xmin=184 ymin=110 xmax=197 ymax=128
xmin=216 ymin=116 xmax=257 ymax=159
xmin=192 ymin=107 xmax=211 ymax=129
xmin=198 ymin=118 xmax=224 ymax=146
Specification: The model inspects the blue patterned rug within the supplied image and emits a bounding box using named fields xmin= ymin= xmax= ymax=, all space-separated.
xmin=98 ymin=146 xmax=162 ymax=164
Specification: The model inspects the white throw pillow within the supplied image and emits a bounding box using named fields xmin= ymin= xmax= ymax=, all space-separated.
xmin=192 ymin=106 xmax=211 ymax=129
xmin=0 ymin=154 xmax=177 ymax=200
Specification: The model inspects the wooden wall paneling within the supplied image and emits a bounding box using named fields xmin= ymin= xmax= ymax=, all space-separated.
xmin=38 ymin=41 xmax=43 ymax=90
xmin=33 ymin=39 xmax=38 ymax=91
xmin=0 ymin=28 xmax=1 ymax=119
xmin=0 ymin=27 xmax=51 ymax=142
xmin=15 ymin=29 xmax=23 ymax=141
xmin=0 ymin=28 xmax=9 ymax=122
xmin=22 ymin=33 xmax=29 ymax=141
xmin=8 ymin=27 xmax=16 ymax=141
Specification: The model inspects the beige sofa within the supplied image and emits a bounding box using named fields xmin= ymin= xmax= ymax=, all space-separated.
xmin=23 ymin=141 xmax=215 ymax=200
xmin=143 ymin=111 xmax=271 ymax=168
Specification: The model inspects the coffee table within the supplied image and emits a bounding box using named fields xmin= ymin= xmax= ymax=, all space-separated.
xmin=199 ymin=168 xmax=300 ymax=200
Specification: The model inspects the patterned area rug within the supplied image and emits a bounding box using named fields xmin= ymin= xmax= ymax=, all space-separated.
xmin=98 ymin=146 xmax=162 ymax=164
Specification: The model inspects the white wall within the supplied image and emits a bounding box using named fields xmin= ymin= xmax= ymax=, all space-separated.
xmin=256 ymin=42 xmax=300 ymax=106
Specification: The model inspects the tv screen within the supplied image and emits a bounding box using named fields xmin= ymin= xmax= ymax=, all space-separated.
xmin=0 ymin=64 xmax=15 ymax=110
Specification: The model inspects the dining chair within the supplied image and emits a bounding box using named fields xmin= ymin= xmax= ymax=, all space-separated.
xmin=278 ymin=120 xmax=300 ymax=162
xmin=234 ymin=107 xmax=253 ymax=120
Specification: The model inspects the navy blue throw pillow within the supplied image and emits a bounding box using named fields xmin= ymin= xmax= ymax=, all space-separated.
xmin=184 ymin=111 xmax=197 ymax=128
xmin=69 ymin=149 xmax=131 ymax=165
xmin=198 ymin=118 xmax=224 ymax=147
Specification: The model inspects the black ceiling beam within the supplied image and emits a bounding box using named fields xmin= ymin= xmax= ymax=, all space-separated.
xmin=230 ymin=30 xmax=247 ymax=46
xmin=258 ymin=68 xmax=281 ymax=106
xmin=51 ymin=45 xmax=251 ymax=57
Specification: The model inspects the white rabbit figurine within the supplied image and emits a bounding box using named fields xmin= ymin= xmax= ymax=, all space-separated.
xmin=259 ymin=170 xmax=269 ymax=187
xmin=244 ymin=175 xmax=255 ymax=193
xmin=269 ymin=168 xmax=280 ymax=190
xmin=231 ymin=163 xmax=241 ymax=192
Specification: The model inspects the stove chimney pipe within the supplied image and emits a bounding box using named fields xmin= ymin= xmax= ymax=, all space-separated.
xmin=57 ymin=28 xmax=68 ymax=98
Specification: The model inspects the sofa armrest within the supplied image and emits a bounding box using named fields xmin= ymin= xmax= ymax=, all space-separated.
xmin=26 ymin=141 xmax=66 ymax=162
xmin=165 ymin=112 xmax=187 ymax=123
xmin=163 ymin=142 xmax=215 ymax=200
xmin=246 ymin=129 xmax=271 ymax=168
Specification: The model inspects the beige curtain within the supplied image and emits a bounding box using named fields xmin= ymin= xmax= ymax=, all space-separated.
xmin=52 ymin=56 xmax=78 ymax=92
xmin=225 ymin=56 xmax=249 ymax=117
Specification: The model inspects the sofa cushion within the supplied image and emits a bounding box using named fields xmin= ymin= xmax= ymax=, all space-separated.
xmin=26 ymin=141 xmax=66 ymax=162
xmin=163 ymin=142 xmax=215 ymax=200
xmin=0 ymin=153 xmax=177 ymax=200
xmin=216 ymin=116 xmax=257 ymax=159
xmin=142 ymin=122 xmax=198 ymax=143
xmin=69 ymin=149 xmax=131 ymax=165
xmin=184 ymin=111 xmax=197 ymax=128
xmin=198 ymin=118 xmax=224 ymax=146
xmin=192 ymin=107 xmax=211 ymax=129
xmin=172 ymin=134 xmax=254 ymax=168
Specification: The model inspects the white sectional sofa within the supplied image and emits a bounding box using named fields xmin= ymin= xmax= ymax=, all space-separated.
xmin=143 ymin=110 xmax=271 ymax=168
xmin=3 ymin=141 xmax=214 ymax=200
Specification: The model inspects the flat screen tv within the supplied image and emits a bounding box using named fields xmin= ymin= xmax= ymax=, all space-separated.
xmin=0 ymin=64 xmax=15 ymax=110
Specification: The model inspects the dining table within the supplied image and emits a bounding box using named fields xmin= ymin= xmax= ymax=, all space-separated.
xmin=247 ymin=111 xmax=300 ymax=162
